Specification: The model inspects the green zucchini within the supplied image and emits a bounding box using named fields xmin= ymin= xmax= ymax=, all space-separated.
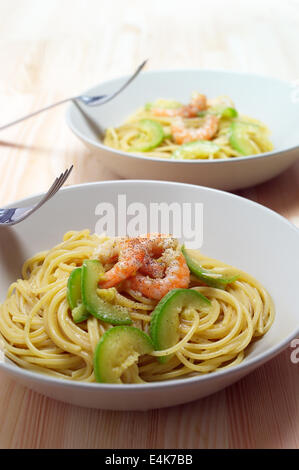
xmin=182 ymin=246 xmax=238 ymax=289
xmin=150 ymin=288 xmax=210 ymax=363
xmin=81 ymin=260 xmax=132 ymax=325
xmin=172 ymin=140 xmax=220 ymax=159
xmin=67 ymin=267 xmax=90 ymax=323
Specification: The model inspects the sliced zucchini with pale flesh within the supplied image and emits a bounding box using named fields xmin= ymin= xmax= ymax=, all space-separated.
xmin=229 ymin=121 xmax=263 ymax=155
xmin=150 ymin=288 xmax=210 ymax=363
xmin=67 ymin=267 xmax=90 ymax=323
xmin=94 ymin=326 xmax=154 ymax=383
xmin=130 ymin=119 xmax=164 ymax=152
xmin=172 ymin=140 xmax=220 ymax=159
xmin=182 ymin=246 xmax=239 ymax=289
xmin=81 ymin=260 xmax=132 ymax=325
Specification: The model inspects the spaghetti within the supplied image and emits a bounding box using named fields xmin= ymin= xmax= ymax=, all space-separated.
xmin=103 ymin=94 xmax=273 ymax=160
xmin=0 ymin=230 xmax=275 ymax=383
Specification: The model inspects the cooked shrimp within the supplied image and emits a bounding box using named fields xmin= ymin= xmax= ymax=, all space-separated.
xmin=98 ymin=234 xmax=186 ymax=295
xmin=99 ymin=238 xmax=147 ymax=289
xmin=152 ymin=93 xmax=207 ymax=118
xmin=185 ymin=93 xmax=208 ymax=117
xmin=126 ymin=250 xmax=190 ymax=300
xmin=139 ymin=254 xmax=165 ymax=279
xmin=138 ymin=234 xmax=178 ymax=279
xmin=171 ymin=115 xmax=219 ymax=145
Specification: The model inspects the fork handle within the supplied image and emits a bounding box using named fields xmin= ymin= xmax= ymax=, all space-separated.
xmin=0 ymin=96 xmax=76 ymax=130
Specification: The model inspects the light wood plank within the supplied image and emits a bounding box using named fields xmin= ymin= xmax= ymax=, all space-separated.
xmin=0 ymin=0 xmax=298 ymax=449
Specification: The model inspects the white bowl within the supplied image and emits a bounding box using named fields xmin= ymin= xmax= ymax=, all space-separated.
xmin=0 ymin=180 xmax=298 ymax=410
xmin=66 ymin=69 xmax=299 ymax=190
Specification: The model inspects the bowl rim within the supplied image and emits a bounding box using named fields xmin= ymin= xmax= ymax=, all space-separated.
xmin=1 ymin=179 xmax=299 ymax=391
xmin=66 ymin=67 xmax=299 ymax=165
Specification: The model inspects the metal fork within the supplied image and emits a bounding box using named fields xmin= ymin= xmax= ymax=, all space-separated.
xmin=0 ymin=166 xmax=73 ymax=226
xmin=0 ymin=60 xmax=147 ymax=131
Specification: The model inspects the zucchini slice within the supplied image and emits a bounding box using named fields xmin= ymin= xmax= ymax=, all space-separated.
xmin=229 ymin=121 xmax=262 ymax=155
xmin=130 ymin=119 xmax=164 ymax=152
xmin=67 ymin=267 xmax=90 ymax=323
xmin=94 ymin=326 xmax=154 ymax=383
xmin=182 ymin=246 xmax=238 ymax=289
xmin=172 ymin=140 xmax=220 ymax=159
xmin=150 ymin=288 xmax=210 ymax=363
xmin=82 ymin=260 xmax=132 ymax=325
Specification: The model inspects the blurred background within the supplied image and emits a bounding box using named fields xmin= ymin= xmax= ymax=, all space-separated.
xmin=0 ymin=0 xmax=299 ymax=450
xmin=0 ymin=0 xmax=298 ymax=204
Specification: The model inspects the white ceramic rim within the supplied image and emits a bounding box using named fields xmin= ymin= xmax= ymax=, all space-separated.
xmin=66 ymin=68 xmax=299 ymax=164
xmin=1 ymin=179 xmax=299 ymax=390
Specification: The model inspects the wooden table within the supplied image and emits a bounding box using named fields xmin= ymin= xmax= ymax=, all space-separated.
xmin=0 ymin=0 xmax=299 ymax=449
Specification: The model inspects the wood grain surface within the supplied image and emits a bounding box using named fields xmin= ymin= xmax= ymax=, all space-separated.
xmin=0 ymin=0 xmax=299 ymax=449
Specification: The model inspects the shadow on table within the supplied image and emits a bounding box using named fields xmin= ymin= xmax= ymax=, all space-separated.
xmin=237 ymin=159 xmax=299 ymax=219
xmin=225 ymin=348 xmax=298 ymax=448
xmin=0 ymin=226 xmax=27 ymax=281
xmin=0 ymin=140 xmax=51 ymax=153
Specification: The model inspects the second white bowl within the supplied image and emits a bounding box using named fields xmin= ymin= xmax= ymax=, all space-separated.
xmin=66 ymin=69 xmax=299 ymax=190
